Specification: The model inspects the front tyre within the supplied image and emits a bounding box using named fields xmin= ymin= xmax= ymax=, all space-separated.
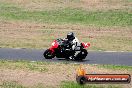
xmin=43 ymin=49 xmax=55 ymax=59
xmin=75 ymin=49 xmax=88 ymax=61
xmin=80 ymin=49 xmax=88 ymax=59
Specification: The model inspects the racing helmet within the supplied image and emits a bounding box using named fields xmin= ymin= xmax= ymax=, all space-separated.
xmin=67 ymin=32 xmax=75 ymax=41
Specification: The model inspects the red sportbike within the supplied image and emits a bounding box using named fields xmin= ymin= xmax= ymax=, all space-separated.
xmin=43 ymin=38 xmax=90 ymax=60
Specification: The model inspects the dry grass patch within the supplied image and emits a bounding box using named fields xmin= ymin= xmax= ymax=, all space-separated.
xmin=0 ymin=0 xmax=131 ymax=11
xmin=0 ymin=21 xmax=132 ymax=51
xmin=80 ymin=0 xmax=132 ymax=11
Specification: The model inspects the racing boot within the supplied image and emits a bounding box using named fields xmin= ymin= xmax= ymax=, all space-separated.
xmin=69 ymin=55 xmax=75 ymax=60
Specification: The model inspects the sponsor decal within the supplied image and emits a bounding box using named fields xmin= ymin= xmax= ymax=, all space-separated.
xmin=76 ymin=65 xmax=131 ymax=84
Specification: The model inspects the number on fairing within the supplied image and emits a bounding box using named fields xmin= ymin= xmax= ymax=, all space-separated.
xmin=84 ymin=43 xmax=88 ymax=47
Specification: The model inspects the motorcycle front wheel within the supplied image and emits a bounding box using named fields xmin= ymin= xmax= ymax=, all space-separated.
xmin=80 ymin=49 xmax=88 ymax=59
xmin=43 ymin=49 xmax=55 ymax=59
xmin=75 ymin=49 xmax=88 ymax=61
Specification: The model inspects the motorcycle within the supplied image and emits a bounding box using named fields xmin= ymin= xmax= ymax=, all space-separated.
xmin=43 ymin=38 xmax=90 ymax=60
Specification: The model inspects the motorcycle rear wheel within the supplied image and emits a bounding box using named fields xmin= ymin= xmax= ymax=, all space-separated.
xmin=43 ymin=49 xmax=55 ymax=59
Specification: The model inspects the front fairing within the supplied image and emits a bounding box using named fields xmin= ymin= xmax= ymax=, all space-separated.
xmin=51 ymin=40 xmax=59 ymax=48
xmin=49 ymin=39 xmax=65 ymax=52
xmin=49 ymin=40 xmax=59 ymax=52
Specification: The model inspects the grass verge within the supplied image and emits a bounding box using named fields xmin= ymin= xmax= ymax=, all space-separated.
xmin=0 ymin=81 xmax=122 ymax=88
xmin=98 ymin=64 xmax=132 ymax=71
xmin=0 ymin=60 xmax=49 ymax=72
xmin=0 ymin=81 xmax=55 ymax=88
xmin=0 ymin=60 xmax=131 ymax=88
xmin=0 ymin=81 xmax=27 ymax=88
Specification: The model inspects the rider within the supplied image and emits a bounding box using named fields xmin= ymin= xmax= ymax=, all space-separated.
xmin=64 ymin=32 xmax=81 ymax=59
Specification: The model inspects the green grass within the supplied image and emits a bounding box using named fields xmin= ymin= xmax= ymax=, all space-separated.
xmin=0 ymin=81 xmax=54 ymax=88
xmin=0 ymin=2 xmax=131 ymax=27
xmin=0 ymin=81 xmax=27 ymax=88
xmin=0 ymin=81 xmax=122 ymax=88
xmin=0 ymin=81 xmax=123 ymax=88
xmin=0 ymin=60 xmax=49 ymax=72
xmin=127 ymin=0 xmax=132 ymax=2
xmin=98 ymin=64 xmax=132 ymax=71
xmin=60 ymin=81 xmax=122 ymax=88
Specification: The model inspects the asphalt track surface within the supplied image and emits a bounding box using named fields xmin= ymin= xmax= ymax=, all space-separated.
xmin=0 ymin=48 xmax=132 ymax=66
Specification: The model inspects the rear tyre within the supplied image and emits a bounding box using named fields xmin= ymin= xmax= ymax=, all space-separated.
xmin=43 ymin=49 xmax=55 ymax=59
